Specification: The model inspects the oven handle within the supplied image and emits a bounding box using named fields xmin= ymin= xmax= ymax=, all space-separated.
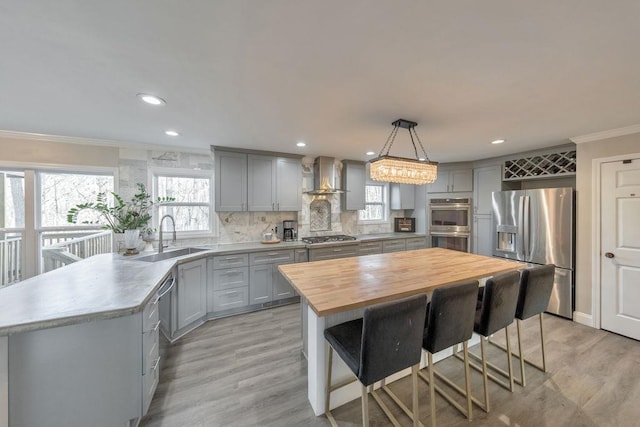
xmin=429 ymin=204 xmax=471 ymax=210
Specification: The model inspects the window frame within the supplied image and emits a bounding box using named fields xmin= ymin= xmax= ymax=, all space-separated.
xmin=358 ymin=182 xmax=389 ymax=224
xmin=150 ymin=167 xmax=214 ymax=238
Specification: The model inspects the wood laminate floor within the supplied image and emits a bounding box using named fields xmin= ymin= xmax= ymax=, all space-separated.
xmin=141 ymin=304 xmax=640 ymax=427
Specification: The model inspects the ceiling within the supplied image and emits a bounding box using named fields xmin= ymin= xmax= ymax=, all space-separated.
xmin=1 ymin=1 xmax=640 ymax=162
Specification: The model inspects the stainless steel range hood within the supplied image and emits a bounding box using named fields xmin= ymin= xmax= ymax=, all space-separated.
xmin=305 ymin=156 xmax=346 ymax=195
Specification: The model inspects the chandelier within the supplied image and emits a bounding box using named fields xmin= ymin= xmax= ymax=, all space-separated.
xmin=369 ymin=119 xmax=438 ymax=185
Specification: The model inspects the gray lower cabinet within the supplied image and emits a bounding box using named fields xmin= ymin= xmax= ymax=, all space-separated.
xmin=358 ymin=241 xmax=383 ymax=255
xmin=208 ymin=254 xmax=250 ymax=313
xmin=405 ymin=237 xmax=427 ymax=250
xmin=8 ymin=292 xmax=164 ymax=426
xmin=249 ymin=250 xmax=295 ymax=304
xmin=309 ymin=244 xmax=359 ymax=261
xmin=383 ymin=239 xmax=407 ymax=253
xmin=295 ymin=248 xmax=308 ymax=263
xmin=176 ymin=258 xmax=207 ymax=330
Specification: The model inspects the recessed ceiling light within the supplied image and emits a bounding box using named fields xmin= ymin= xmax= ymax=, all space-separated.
xmin=366 ymin=151 xmax=376 ymax=156
xmin=491 ymin=139 xmax=505 ymax=145
xmin=296 ymin=141 xmax=306 ymax=147
xmin=137 ymin=93 xmax=166 ymax=106
xmin=165 ymin=130 xmax=180 ymax=137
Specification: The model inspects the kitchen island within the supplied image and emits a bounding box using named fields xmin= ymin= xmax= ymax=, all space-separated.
xmin=278 ymin=248 xmax=522 ymax=416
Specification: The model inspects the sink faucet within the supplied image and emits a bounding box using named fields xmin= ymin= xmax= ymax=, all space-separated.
xmin=158 ymin=215 xmax=176 ymax=253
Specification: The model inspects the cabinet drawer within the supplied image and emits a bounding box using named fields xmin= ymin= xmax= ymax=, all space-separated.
xmin=295 ymin=249 xmax=308 ymax=263
xmin=213 ymin=287 xmax=249 ymax=311
xmin=212 ymin=253 xmax=249 ymax=269
xmin=143 ymin=353 xmax=161 ymax=414
xmin=142 ymin=294 xmax=160 ymax=332
xmin=383 ymin=239 xmax=407 ymax=253
xmin=309 ymin=244 xmax=359 ymax=262
xmin=212 ymin=267 xmax=249 ymax=290
xmin=358 ymin=241 xmax=383 ymax=255
xmin=142 ymin=322 xmax=160 ymax=374
xmin=405 ymin=237 xmax=427 ymax=250
xmin=250 ymin=249 xmax=294 ymax=265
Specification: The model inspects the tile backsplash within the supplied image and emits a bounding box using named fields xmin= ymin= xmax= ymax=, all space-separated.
xmin=118 ymin=149 xmax=406 ymax=245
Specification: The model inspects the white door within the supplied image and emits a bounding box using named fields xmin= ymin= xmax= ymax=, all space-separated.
xmin=601 ymin=158 xmax=640 ymax=340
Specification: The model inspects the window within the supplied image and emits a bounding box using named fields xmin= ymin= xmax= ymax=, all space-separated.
xmin=153 ymin=171 xmax=213 ymax=234
xmin=40 ymin=172 xmax=115 ymax=228
xmin=359 ymin=183 xmax=387 ymax=222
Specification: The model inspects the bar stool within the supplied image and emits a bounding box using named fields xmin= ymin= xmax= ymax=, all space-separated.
xmin=460 ymin=270 xmax=521 ymax=413
xmin=419 ymin=280 xmax=479 ymax=427
xmin=503 ymin=264 xmax=555 ymax=386
xmin=324 ymin=294 xmax=427 ymax=427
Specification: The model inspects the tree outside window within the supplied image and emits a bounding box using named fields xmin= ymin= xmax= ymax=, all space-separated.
xmin=359 ymin=183 xmax=387 ymax=221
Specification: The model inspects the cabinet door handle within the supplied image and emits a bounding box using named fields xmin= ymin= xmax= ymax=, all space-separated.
xmin=224 ymin=269 xmax=239 ymax=275
xmin=151 ymin=357 xmax=161 ymax=372
xmin=152 ymin=320 xmax=161 ymax=333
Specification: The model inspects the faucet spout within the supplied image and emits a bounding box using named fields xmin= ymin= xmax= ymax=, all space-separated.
xmin=158 ymin=214 xmax=176 ymax=253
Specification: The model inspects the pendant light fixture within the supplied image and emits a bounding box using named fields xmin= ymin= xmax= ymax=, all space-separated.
xmin=369 ymin=119 xmax=438 ymax=185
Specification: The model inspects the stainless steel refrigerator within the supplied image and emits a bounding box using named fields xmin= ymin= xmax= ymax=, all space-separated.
xmin=492 ymin=188 xmax=574 ymax=318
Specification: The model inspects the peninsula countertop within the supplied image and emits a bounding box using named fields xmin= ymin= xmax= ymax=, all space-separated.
xmin=0 ymin=233 xmax=426 ymax=336
xmin=278 ymin=248 xmax=523 ymax=317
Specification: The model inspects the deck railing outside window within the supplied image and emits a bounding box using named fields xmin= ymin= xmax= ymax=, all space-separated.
xmin=41 ymin=230 xmax=113 ymax=274
xmin=0 ymin=234 xmax=22 ymax=286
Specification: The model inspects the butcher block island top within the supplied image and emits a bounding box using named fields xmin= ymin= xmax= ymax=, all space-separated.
xmin=278 ymin=248 xmax=522 ymax=317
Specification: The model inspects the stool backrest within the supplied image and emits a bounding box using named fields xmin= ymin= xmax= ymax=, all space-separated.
xmin=423 ymin=281 xmax=479 ymax=354
xmin=475 ymin=271 xmax=521 ymax=337
xmin=359 ymin=294 xmax=427 ymax=386
xmin=516 ymin=264 xmax=556 ymax=320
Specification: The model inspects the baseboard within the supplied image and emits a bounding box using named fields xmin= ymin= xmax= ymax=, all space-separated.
xmin=573 ymin=311 xmax=594 ymax=327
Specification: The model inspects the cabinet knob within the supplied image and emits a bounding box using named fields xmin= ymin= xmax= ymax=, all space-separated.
xmin=605 ymin=252 xmax=615 ymax=258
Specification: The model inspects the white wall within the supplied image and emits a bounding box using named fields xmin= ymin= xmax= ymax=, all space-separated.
xmin=574 ymin=133 xmax=640 ymax=315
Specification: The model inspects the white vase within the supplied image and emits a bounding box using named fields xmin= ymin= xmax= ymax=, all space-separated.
xmin=124 ymin=229 xmax=140 ymax=250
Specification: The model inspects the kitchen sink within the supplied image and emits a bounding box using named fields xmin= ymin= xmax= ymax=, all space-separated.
xmin=135 ymin=247 xmax=207 ymax=262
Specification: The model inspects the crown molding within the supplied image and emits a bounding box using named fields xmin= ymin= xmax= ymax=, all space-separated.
xmin=0 ymin=129 xmax=210 ymax=154
xmin=570 ymin=124 xmax=640 ymax=144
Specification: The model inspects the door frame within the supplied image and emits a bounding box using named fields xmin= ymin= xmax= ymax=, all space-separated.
xmin=591 ymin=152 xmax=640 ymax=329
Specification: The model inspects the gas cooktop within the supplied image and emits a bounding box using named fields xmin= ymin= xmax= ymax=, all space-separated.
xmin=301 ymin=235 xmax=357 ymax=244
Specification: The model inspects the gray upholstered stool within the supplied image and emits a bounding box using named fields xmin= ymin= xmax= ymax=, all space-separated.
xmin=494 ymin=264 xmax=556 ymax=386
xmin=458 ymin=270 xmax=521 ymax=413
xmin=419 ymin=280 xmax=479 ymax=427
xmin=324 ymin=294 xmax=427 ymax=427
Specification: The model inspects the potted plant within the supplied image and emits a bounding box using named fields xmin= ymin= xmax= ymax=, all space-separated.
xmin=67 ymin=183 xmax=174 ymax=252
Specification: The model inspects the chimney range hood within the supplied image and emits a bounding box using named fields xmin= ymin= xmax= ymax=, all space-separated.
xmin=305 ymin=156 xmax=346 ymax=195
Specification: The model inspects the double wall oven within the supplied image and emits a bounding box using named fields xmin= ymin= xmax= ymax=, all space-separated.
xmin=429 ymin=197 xmax=471 ymax=252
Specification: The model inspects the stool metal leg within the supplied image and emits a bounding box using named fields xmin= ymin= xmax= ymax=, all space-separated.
xmin=412 ymin=364 xmax=420 ymax=427
xmin=325 ymin=344 xmax=338 ymax=427
xmin=361 ymin=384 xmax=369 ymax=427
xmin=516 ymin=319 xmax=526 ymax=386
xmin=428 ymin=352 xmax=436 ymax=427
xmin=539 ymin=313 xmax=547 ymax=372
xmin=462 ymin=341 xmax=473 ymax=421
xmin=505 ymin=324 xmax=514 ymax=392
xmin=480 ymin=337 xmax=490 ymax=412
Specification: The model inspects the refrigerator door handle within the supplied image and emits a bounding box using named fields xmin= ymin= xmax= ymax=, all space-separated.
xmin=517 ymin=195 xmax=525 ymax=257
xmin=523 ymin=195 xmax=530 ymax=259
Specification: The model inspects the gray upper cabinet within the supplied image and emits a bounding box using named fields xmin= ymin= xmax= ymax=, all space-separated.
xmin=429 ymin=168 xmax=473 ymax=193
xmin=248 ymin=154 xmax=277 ymax=211
xmin=176 ymin=259 xmax=207 ymax=330
xmin=472 ymin=165 xmax=501 ymax=215
xmin=390 ymin=184 xmax=415 ymax=210
xmin=247 ymin=154 xmax=301 ymax=211
xmin=341 ymin=160 xmax=366 ymax=211
xmin=276 ymin=157 xmax=302 ymax=211
xmin=215 ymin=150 xmax=247 ymax=211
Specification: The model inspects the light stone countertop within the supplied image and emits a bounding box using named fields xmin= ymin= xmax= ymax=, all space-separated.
xmin=0 ymin=234 xmax=425 ymax=336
